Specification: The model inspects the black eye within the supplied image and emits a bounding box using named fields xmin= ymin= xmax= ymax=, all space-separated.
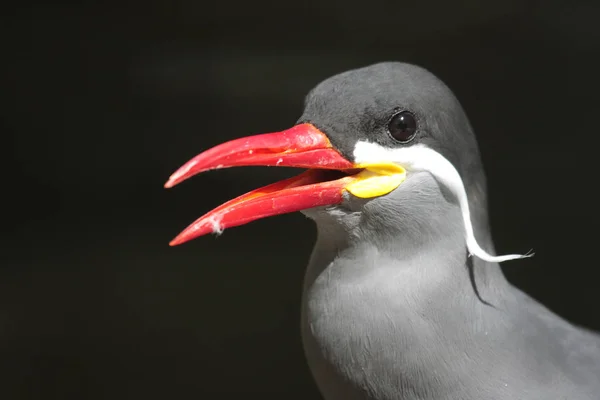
xmin=387 ymin=111 xmax=417 ymax=143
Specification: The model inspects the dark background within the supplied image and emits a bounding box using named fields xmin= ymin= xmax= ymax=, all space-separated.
xmin=2 ymin=0 xmax=600 ymax=399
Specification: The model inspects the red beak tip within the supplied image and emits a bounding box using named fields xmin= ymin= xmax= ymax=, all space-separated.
xmin=164 ymin=174 xmax=182 ymax=188
xmin=168 ymin=221 xmax=217 ymax=246
xmin=169 ymin=236 xmax=185 ymax=246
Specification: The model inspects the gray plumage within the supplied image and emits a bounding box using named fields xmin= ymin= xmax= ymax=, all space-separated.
xmin=297 ymin=62 xmax=600 ymax=400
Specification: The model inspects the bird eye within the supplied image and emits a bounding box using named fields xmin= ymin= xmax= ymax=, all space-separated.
xmin=387 ymin=111 xmax=417 ymax=143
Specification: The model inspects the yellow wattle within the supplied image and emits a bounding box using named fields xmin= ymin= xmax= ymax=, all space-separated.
xmin=344 ymin=162 xmax=406 ymax=199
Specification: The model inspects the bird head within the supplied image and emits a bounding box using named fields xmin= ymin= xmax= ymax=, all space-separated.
xmin=165 ymin=62 xmax=531 ymax=263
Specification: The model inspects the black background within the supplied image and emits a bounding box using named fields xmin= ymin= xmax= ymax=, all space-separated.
xmin=2 ymin=1 xmax=600 ymax=399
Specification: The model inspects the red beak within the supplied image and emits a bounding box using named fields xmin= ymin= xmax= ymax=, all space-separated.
xmin=165 ymin=123 xmax=357 ymax=245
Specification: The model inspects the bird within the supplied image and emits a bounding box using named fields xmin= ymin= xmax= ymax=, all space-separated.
xmin=164 ymin=62 xmax=600 ymax=400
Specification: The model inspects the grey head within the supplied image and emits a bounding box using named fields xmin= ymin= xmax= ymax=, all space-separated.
xmin=297 ymin=62 xmax=496 ymax=260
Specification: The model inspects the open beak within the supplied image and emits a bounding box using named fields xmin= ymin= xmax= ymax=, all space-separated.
xmin=165 ymin=123 xmax=406 ymax=245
